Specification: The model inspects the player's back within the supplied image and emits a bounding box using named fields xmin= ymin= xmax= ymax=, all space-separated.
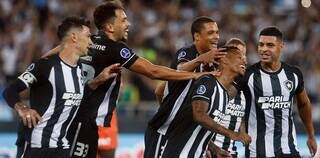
xmin=243 ymin=62 xmax=303 ymax=157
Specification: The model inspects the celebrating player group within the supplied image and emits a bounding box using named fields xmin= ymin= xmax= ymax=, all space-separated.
xmin=2 ymin=0 xmax=317 ymax=158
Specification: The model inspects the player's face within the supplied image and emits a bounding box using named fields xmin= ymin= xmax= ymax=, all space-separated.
xmin=228 ymin=51 xmax=247 ymax=76
xmin=198 ymin=22 xmax=219 ymax=51
xmin=77 ymin=26 xmax=92 ymax=56
xmin=258 ymin=35 xmax=283 ymax=64
xmin=113 ymin=9 xmax=130 ymax=42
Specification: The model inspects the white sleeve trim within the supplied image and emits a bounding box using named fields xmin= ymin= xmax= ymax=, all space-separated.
xmin=192 ymin=95 xmax=210 ymax=100
xmin=122 ymin=53 xmax=137 ymax=67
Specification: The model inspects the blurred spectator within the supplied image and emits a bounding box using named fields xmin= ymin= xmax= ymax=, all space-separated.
xmin=0 ymin=0 xmax=319 ymax=105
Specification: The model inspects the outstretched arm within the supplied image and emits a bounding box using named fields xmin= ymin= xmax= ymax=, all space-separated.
xmin=129 ymin=57 xmax=206 ymax=80
xmin=177 ymin=48 xmax=226 ymax=71
xmin=41 ymin=45 xmax=61 ymax=58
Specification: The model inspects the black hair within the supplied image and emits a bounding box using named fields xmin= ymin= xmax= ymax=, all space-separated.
xmin=191 ymin=16 xmax=216 ymax=41
xmin=259 ymin=26 xmax=283 ymax=41
xmin=57 ymin=17 xmax=90 ymax=40
xmin=93 ymin=3 xmax=124 ymax=30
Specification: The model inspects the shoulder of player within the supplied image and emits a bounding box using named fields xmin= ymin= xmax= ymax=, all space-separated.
xmin=245 ymin=62 xmax=260 ymax=75
xmin=176 ymin=44 xmax=196 ymax=55
xmin=195 ymin=74 xmax=217 ymax=85
xmin=34 ymin=54 xmax=59 ymax=67
xmin=281 ymin=62 xmax=302 ymax=74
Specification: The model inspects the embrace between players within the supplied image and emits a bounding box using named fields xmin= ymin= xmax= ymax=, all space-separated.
xmin=3 ymin=1 xmax=317 ymax=158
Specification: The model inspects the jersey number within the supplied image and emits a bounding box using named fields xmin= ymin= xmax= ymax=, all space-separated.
xmin=74 ymin=142 xmax=89 ymax=157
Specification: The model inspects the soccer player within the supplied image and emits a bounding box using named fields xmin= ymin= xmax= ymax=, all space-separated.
xmin=209 ymin=38 xmax=247 ymax=158
xmin=144 ymin=16 xmax=226 ymax=158
xmin=2 ymin=17 xmax=121 ymax=158
xmin=68 ymin=3 xmax=216 ymax=158
xmin=242 ymin=26 xmax=317 ymax=157
xmin=160 ymin=46 xmax=251 ymax=158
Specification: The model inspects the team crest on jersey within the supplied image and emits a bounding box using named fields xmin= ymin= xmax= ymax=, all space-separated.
xmin=284 ymin=80 xmax=293 ymax=92
xmin=196 ymin=85 xmax=206 ymax=94
xmin=26 ymin=63 xmax=35 ymax=72
xmin=120 ymin=48 xmax=131 ymax=59
xmin=177 ymin=51 xmax=186 ymax=60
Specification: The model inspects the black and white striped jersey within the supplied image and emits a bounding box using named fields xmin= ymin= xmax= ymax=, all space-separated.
xmin=242 ymin=62 xmax=303 ymax=157
xmin=76 ymin=31 xmax=138 ymax=127
xmin=17 ymin=54 xmax=83 ymax=148
xmin=212 ymin=90 xmax=245 ymax=155
xmin=161 ymin=74 xmax=229 ymax=158
xmin=148 ymin=44 xmax=201 ymax=135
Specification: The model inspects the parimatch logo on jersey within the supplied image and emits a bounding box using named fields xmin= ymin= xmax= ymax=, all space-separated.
xmin=225 ymin=103 xmax=245 ymax=117
xmin=257 ymin=96 xmax=291 ymax=110
xmin=62 ymin=92 xmax=83 ymax=106
xmin=212 ymin=109 xmax=225 ymax=123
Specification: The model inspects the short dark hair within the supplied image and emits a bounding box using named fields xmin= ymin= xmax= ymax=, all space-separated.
xmin=57 ymin=17 xmax=90 ymax=40
xmin=93 ymin=3 xmax=124 ymax=30
xmin=223 ymin=45 xmax=241 ymax=55
xmin=226 ymin=38 xmax=246 ymax=47
xmin=103 ymin=0 xmax=124 ymax=7
xmin=191 ymin=16 xmax=216 ymax=40
xmin=259 ymin=26 xmax=283 ymax=41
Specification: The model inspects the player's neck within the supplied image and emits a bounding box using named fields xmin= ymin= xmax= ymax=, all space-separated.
xmin=59 ymin=44 xmax=80 ymax=67
xmin=216 ymin=70 xmax=237 ymax=90
xmin=194 ymin=43 xmax=208 ymax=54
xmin=261 ymin=61 xmax=281 ymax=72
xmin=104 ymin=31 xmax=118 ymax=42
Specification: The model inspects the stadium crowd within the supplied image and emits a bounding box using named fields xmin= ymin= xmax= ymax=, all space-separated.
xmin=0 ymin=0 xmax=319 ymax=105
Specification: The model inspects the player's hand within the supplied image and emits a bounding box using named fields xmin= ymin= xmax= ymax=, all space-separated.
xmin=307 ymin=136 xmax=317 ymax=156
xmin=100 ymin=63 xmax=121 ymax=80
xmin=216 ymin=149 xmax=232 ymax=158
xmin=14 ymin=102 xmax=42 ymax=128
xmin=88 ymin=63 xmax=122 ymax=90
xmin=205 ymin=150 xmax=212 ymax=158
xmin=235 ymin=131 xmax=251 ymax=145
xmin=209 ymin=70 xmax=221 ymax=77
xmin=96 ymin=63 xmax=121 ymax=82
xmin=198 ymin=48 xmax=227 ymax=65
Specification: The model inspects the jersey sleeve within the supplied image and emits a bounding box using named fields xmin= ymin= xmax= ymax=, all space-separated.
xmin=191 ymin=75 xmax=216 ymax=104
xmin=17 ymin=61 xmax=43 ymax=87
xmin=293 ymin=67 xmax=304 ymax=94
xmin=2 ymin=60 xmax=45 ymax=108
xmin=175 ymin=48 xmax=196 ymax=65
xmin=112 ymin=42 xmax=139 ymax=69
